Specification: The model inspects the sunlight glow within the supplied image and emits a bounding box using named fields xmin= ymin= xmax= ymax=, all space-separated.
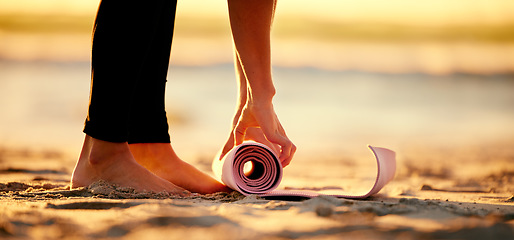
xmin=1 ymin=0 xmax=513 ymax=26
xmin=0 ymin=0 xmax=513 ymax=74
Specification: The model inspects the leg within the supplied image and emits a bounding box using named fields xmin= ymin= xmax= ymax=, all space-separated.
xmin=127 ymin=0 xmax=176 ymax=144
xmin=120 ymin=0 xmax=229 ymax=194
xmin=84 ymin=0 xmax=170 ymax=141
xmin=71 ymin=0 xmax=187 ymax=195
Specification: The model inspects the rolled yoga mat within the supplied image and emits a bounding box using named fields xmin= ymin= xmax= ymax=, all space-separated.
xmin=212 ymin=141 xmax=396 ymax=199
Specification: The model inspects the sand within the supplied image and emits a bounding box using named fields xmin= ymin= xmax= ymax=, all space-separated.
xmin=0 ymin=141 xmax=513 ymax=240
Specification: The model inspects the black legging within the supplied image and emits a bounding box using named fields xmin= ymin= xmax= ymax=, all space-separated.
xmin=83 ymin=0 xmax=177 ymax=143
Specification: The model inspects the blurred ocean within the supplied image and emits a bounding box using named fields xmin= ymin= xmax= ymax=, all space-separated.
xmin=1 ymin=0 xmax=514 ymax=165
xmin=0 ymin=60 xmax=512 ymax=162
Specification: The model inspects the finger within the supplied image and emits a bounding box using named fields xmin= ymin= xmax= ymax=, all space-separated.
xmin=278 ymin=137 xmax=293 ymax=163
xmin=219 ymin=135 xmax=235 ymax=160
xmin=263 ymin=131 xmax=291 ymax=162
xmin=281 ymin=142 xmax=296 ymax=167
xmin=270 ymin=122 xmax=295 ymax=165
xmin=233 ymin=123 xmax=247 ymax=146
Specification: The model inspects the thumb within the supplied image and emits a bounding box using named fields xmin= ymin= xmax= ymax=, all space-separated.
xmin=218 ymin=139 xmax=233 ymax=161
xmin=233 ymin=124 xmax=246 ymax=146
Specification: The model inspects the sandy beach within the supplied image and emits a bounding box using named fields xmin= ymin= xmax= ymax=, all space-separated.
xmin=0 ymin=59 xmax=512 ymax=240
xmin=1 ymin=138 xmax=513 ymax=239
xmin=0 ymin=61 xmax=513 ymax=240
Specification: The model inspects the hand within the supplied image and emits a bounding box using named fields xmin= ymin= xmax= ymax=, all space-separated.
xmin=220 ymin=127 xmax=280 ymax=159
xmin=220 ymin=100 xmax=296 ymax=167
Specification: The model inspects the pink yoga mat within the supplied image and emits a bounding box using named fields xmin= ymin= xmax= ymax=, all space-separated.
xmin=212 ymin=141 xmax=396 ymax=199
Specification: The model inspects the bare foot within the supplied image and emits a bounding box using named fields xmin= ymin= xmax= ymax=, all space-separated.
xmin=71 ymin=135 xmax=189 ymax=197
xmin=129 ymin=143 xmax=231 ymax=194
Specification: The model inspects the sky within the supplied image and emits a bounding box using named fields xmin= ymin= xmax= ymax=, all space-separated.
xmin=1 ymin=0 xmax=513 ymax=26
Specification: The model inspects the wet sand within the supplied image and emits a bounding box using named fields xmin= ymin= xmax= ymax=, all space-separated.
xmin=1 ymin=140 xmax=513 ymax=240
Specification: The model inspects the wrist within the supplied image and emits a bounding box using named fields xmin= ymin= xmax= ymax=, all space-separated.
xmin=248 ymin=85 xmax=275 ymax=105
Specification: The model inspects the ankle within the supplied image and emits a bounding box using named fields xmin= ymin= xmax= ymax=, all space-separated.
xmin=129 ymin=143 xmax=181 ymax=163
xmin=88 ymin=138 xmax=131 ymax=166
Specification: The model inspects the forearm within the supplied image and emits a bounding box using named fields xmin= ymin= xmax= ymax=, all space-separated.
xmin=228 ymin=0 xmax=277 ymax=104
